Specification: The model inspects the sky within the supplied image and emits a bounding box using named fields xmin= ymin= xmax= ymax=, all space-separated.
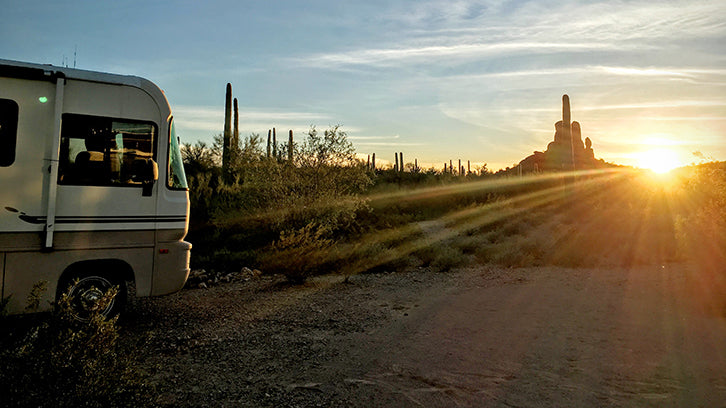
xmin=1 ymin=0 xmax=724 ymax=171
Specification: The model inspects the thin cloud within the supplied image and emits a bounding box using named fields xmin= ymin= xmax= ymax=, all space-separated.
xmin=353 ymin=141 xmax=426 ymax=147
xmin=422 ymin=65 xmax=726 ymax=83
xmin=642 ymin=116 xmax=726 ymax=121
xmin=600 ymin=67 xmax=695 ymax=78
xmin=173 ymin=106 xmax=329 ymax=122
xmin=348 ymin=135 xmax=401 ymax=140
xmin=390 ymin=0 xmax=725 ymax=41
xmin=293 ymin=0 xmax=723 ymax=72
xmin=579 ymin=100 xmax=726 ymax=111
xmin=299 ymin=41 xmax=636 ymax=69
xmin=467 ymin=100 xmax=726 ymax=114
xmin=440 ymin=99 xmax=726 ymax=116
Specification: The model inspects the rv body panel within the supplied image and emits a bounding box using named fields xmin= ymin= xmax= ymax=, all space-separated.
xmin=4 ymin=247 xmax=154 ymax=313
xmin=1 ymin=76 xmax=56 ymax=231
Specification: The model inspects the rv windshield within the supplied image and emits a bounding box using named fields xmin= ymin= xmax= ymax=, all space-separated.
xmin=167 ymin=119 xmax=188 ymax=190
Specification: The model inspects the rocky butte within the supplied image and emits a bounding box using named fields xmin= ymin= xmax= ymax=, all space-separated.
xmin=515 ymin=94 xmax=607 ymax=174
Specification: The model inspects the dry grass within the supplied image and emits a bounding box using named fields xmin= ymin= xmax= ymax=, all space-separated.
xmin=358 ymin=164 xmax=724 ymax=275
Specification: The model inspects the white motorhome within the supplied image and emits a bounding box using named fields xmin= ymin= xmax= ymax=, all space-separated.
xmin=0 ymin=59 xmax=191 ymax=319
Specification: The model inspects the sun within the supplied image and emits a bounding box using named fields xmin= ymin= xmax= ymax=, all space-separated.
xmin=637 ymin=148 xmax=680 ymax=174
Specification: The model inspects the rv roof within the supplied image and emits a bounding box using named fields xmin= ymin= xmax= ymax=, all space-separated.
xmin=0 ymin=58 xmax=143 ymax=87
xmin=0 ymin=58 xmax=172 ymax=119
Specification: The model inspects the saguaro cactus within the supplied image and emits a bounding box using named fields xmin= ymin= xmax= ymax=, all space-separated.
xmin=400 ymin=152 xmax=404 ymax=172
xmin=288 ymin=130 xmax=293 ymax=162
xmin=233 ymin=97 xmax=239 ymax=163
xmin=267 ymin=129 xmax=272 ymax=158
xmin=223 ymin=83 xmax=233 ymax=172
xmin=372 ymin=153 xmax=376 ymax=170
xmin=272 ymin=128 xmax=277 ymax=159
xmin=395 ymin=153 xmax=399 ymax=172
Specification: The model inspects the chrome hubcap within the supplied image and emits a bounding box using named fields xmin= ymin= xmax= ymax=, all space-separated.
xmin=69 ymin=276 xmax=114 ymax=321
xmin=79 ymin=287 xmax=105 ymax=312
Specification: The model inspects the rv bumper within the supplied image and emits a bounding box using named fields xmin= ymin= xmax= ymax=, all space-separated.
xmin=152 ymin=240 xmax=192 ymax=296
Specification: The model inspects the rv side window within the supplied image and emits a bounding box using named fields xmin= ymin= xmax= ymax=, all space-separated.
xmin=0 ymin=98 xmax=19 ymax=167
xmin=58 ymin=114 xmax=157 ymax=187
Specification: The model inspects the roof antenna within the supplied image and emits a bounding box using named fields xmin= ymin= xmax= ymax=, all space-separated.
xmin=73 ymin=45 xmax=77 ymax=68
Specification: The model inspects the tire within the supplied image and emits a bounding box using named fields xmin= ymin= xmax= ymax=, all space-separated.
xmin=63 ymin=274 xmax=127 ymax=322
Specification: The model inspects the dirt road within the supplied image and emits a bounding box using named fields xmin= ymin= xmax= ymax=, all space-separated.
xmin=126 ymin=264 xmax=726 ymax=407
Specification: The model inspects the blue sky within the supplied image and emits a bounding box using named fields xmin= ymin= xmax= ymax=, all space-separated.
xmin=2 ymin=0 xmax=724 ymax=170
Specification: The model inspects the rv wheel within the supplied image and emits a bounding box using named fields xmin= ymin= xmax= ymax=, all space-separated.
xmin=63 ymin=274 xmax=127 ymax=322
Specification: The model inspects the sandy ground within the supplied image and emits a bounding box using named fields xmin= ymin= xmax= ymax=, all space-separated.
xmin=125 ymin=263 xmax=726 ymax=407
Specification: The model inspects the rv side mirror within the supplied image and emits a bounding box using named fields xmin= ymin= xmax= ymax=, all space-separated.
xmin=142 ymin=160 xmax=158 ymax=197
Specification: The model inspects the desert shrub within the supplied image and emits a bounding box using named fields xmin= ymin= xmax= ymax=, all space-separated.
xmin=350 ymin=241 xmax=418 ymax=275
xmin=671 ymin=163 xmax=726 ymax=307
xmin=475 ymin=235 xmax=544 ymax=268
xmin=673 ymin=163 xmax=726 ymax=260
xmin=452 ymin=234 xmax=482 ymax=255
xmin=184 ymin=127 xmax=375 ymax=275
xmin=0 ymin=284 xmax=152 ymax=408
xmin=427 ymin=245 xmax=470 ymax=271
xmin=258 ymin=222 xmax=339 ymax=283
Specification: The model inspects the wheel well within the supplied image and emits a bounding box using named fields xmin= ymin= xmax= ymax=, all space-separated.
xmin=57 ymin=259 xmax=134 ymax=297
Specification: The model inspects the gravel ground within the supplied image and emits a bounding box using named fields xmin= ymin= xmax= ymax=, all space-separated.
xmin=125 ymin=268 xmax=458 ymax=407
xmin=122 ymin=264 xmax=726 ymax=407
